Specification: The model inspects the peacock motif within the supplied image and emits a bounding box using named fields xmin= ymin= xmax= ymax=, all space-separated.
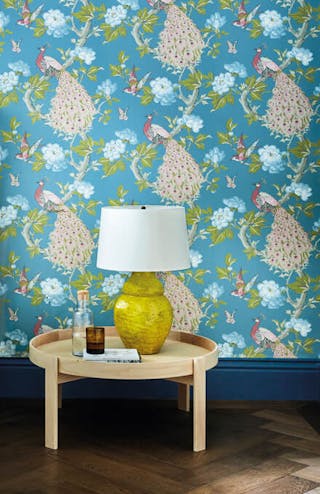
xmin=161 ymin=273 xmax=203 ymax=333
xmin=252 ymin=48 xmax=313 ymax=138
xmin=143 ymin=115 xmax=204 ymax=203
xmin=36 ymin=47 xmax=96 ymax=137
xmin=251 ymin=183 xmax=313 ymax=272
xmin=155 ymin=2 xmax=204 ymax=71
xmin=34 ymin=181 xmax=94 ymax=271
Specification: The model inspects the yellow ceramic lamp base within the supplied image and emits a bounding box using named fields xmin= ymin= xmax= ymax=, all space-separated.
xmin=114 ymin=272 xmax=173 ymax=354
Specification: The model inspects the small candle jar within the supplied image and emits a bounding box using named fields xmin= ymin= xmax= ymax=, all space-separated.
xmin=86 ymin=326 xmax=105 ymax=354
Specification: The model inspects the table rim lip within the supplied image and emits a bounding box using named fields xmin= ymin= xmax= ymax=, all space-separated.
xmin=29 ymin=327 xmax=219 ymax=374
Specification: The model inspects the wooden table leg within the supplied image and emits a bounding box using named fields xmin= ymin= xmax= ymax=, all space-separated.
xmin=45 ymin=357 xmax=59 ymax=449
xmin=178 ymin=383 xmax=190 ymax=412
xmin=193 ymin=357 xmax=206 ymax=452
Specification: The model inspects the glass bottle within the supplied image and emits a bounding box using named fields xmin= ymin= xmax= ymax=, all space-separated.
xmin=72 ymin=289 xmax=93 ymax=357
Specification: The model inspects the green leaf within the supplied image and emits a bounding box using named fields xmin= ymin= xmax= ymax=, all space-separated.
xmin=0 ymin=91 xmax=19 ymax=108
xmin=33 ymin=78 xmax=50 ymax=99
xmin=102 ymin=24 xmax=126 ymax=42
xmin=27 ymin=245 xmax=41 ymax=258
xmin=72 ymin=137 xmax=94 ymax=157
xmin=247 ymin=289 xmax=261 ymax=308
xmin=2 ymin=0 xmax=17 ymax=7
xmin=290 ymin=139 xmax=311 ymax=158
xmin=216 ymin=267 xmax=231 ymax=280
xmin=33 ymin=18 xmax=46 ymax=38
xmin=73 ymin=3 xmax=96 ymax=22
xmin=138 ymin=9 xmax=158 ymax=33
xmin=244 ymin=246 xmax=257 ymax=260
xmin=180 ymin=71 xmax=203 ymax=90
xmin=71 ymin=272 xmax=94 ymax=290
xmin=86 ymin=66 xmax=101 ymax=81
xmin=290 ymin=4 xmax=313 ymax=24
xmin=31 ymin=151 xmax=45 ymax=172
xmin=101 ymin=158 xmax=126 ymax=177
xmin=109 ymin=64 xmax=124 ymax=77
xmin=0 ymin=225 xmax=17 ymax=241
xmin=288 ymin=274 xmax=310 ymax=294
xmin=209 ymin=226 xmax=234 ymax=245
xmin=243 ymin=345 xmax=265 ymax=358
xmin=219 ymin=0 xmax=233 ymax=9
xmin=140 ymin=86 xmax=154 ymax=106
xmin=31 ymin=287 xmax=44 ymax=306
xmin=249 ymin=19 xmax=263 ymax=39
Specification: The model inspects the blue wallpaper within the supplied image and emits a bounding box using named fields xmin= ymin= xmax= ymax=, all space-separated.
xmin=0 ymin=0 xmax=319 ymax=359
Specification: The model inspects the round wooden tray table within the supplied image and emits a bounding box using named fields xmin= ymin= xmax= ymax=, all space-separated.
xmin=29 ymin=327 xmax=218 ymax=452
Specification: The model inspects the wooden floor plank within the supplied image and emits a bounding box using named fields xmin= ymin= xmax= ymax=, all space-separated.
xmin=0 ymin=399 xmax=319 ymax=494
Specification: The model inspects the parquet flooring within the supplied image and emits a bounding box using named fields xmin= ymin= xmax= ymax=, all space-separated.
xmin=0 ymin=399 xmax=319 ymax=494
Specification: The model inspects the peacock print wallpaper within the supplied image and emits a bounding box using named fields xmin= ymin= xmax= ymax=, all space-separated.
xmin=0 ymin=0 xmax=319 ymax=359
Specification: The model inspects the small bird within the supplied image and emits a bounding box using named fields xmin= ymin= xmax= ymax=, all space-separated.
xmin=143 ymin=114 xmax=171 ymax=144
xmin=33 ymin=315 xmax=53 ymax=335
xmin=9 ymin=173 xmax=20 ymax=187
xmin=252 ymin=47 xmax=281 ymax=77
xmin=118 ymin=106 xmax=129 ymax=120
xmin=225 ymin=175 xmax=236 ymax=189
xmin=16 ymin=132 xmax=42 ymax=161
xmin=11 ymin=39 xmax=22 ymax=53
xmin=232 ymin=134 xmax=259 ymax=163
xmin=17 ymin=0 xmax=43 ymax=28
xmin=123 ymin=66 xmax=151 ymax=96
xmin=8 ymin=307 xmax=19 ymax=321
xmin=14 ymin=267 xmax=40 ymax=296
xmin=34 ymin=180 xmax=64 ymax=212
xmin=227 ymin=40 xmax=238 ymax=54
xmin=233 ymin=1 xmax=260 ymax=29
xmin=224 ymin=310 xmax=236 ymax=324
xmin=251 ymin=182 xmax=279 ymax=212
xmin=231 ymin=268 xmax=258 ymax=298
xmin=251 ymin=318 xmax=295 ymax=358
xmin=36 ymin=46 xmax=63 ymax=77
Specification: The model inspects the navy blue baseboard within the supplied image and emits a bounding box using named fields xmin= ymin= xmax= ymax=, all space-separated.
xmin=1 ymin=358 xmax=319 ymax=401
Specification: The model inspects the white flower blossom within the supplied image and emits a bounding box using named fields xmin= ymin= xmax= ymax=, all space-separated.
xmin=189 ymin=249 xmax=203 ymax=268
xmin=70 ymin=180 xmax=94 ymax=199
xmin=314 ymin=85 xmax=320 ymax=96
xmin=212 ymin=72 xmax=235 ymax=95
xmin=115 ymin=128 xmax=138 ymax=145
xmin=8 ymin=61 xmax=31 ymax=77
xmin=0 ymin=11 xmax=9 ymax=30
xmin=42 ymin=143 xmax=67 ymax=172
xmin=118 ymin=0 xmax=140 ymax=10
xmin=150 ymin=77 xmax=176 ymax=106
xmin=178 ymin=114 xmax=203 ymax=133
xmin=40 ymin=278 xmax=67 ymax=306
xmin=287 ymin=47 xmax=313 ymax=66
xmin=43 ymin=9 xmax=69 ymax=38
xmin=103 ymin=139 xmax=126 ymax=162
xmin=285 ymin=317 xmax=312 ymax=337
xmin=0 ymin=145 xmax=8 ymax=163
xmin=0 ymin=281 xmax=8 ymax=296
xmin=222 ymin=196 xmax=246 ymax=213
xmin=102 ymin=274 xmax=125 ymax=296
xmin=203 ymin=282 xmax=224 ymax=300
xmin=224 ymin=61 xmax=247 ymax=78
xmin=105 ymin=5 xmax=127 ymax=26
xmin=285 ymin=182 xmax=312 ymax=201
xmin=312 ymin=218 xmax=320 ymax=231
xmin=205 ymin=12 xmax=226 ymax=31
xmin=0 ymin=71 xmax=19 ymax=93
xmin=0 ymin=205 xmax=18 ymax=228
xmin=5 ymin=329 xmax=28 ymax=346
xmin=257 ymin=280 xmax=285 ymax=309
xmin=211 ymin=207 xmax=234 ymax=230
xmin=218 ymin=342 xmax=234 ymax=357
xmin=70 ymin=46 xmax=96 ymax=65
xmin=97 ymin=79 xmax=117 ymax=98
xmin=7 ymin=194 xmax=30 ymax=211
xmin=222 ymin=331 xmax=246 ymax=348
xmin=0 ymin=340 xmax=16 ymax=357
xmin=258 ymin=145 xmax=285 ymax=174
xmin=204 ymin=147 xmax=225 ymax=165
xmin=259 ymin=10 xmax=286 ymax=39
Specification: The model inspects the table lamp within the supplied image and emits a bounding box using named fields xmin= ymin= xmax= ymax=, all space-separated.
xmin=96 ymin=205 xmax=190 ymax=354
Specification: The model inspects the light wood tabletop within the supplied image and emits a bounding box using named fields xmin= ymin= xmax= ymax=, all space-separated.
xmin=29 ymin=327 xmax=218 ymax=452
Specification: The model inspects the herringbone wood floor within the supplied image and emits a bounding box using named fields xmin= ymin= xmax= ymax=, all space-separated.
xmin=0 ymin=399 xmax=319 ymax=494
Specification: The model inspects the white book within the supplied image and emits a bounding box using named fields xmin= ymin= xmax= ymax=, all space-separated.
xmin=83 ymin=348 xmax=141 ymax=363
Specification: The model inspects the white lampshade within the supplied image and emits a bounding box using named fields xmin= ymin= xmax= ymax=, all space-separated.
xmin=96 ymin=205 xmax=190 ymax=272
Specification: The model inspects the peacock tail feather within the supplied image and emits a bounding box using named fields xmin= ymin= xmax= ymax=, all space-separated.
xmin=155 ymin=139 xmax=204 ymax=204
xmin=156 ymin=5 xmax=204 ymax=71
xmin=162 ymin=273 xmax=203 ymax=333
xmin=264 ymin=206 xmax=312 ymax=272
xmin=47 ymin=72 xmax=96 ymax=136
xmin=46 ymin=209 xmax=94 ymax=271
xmin=264 ymin=72 xmax=313 ymax=138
